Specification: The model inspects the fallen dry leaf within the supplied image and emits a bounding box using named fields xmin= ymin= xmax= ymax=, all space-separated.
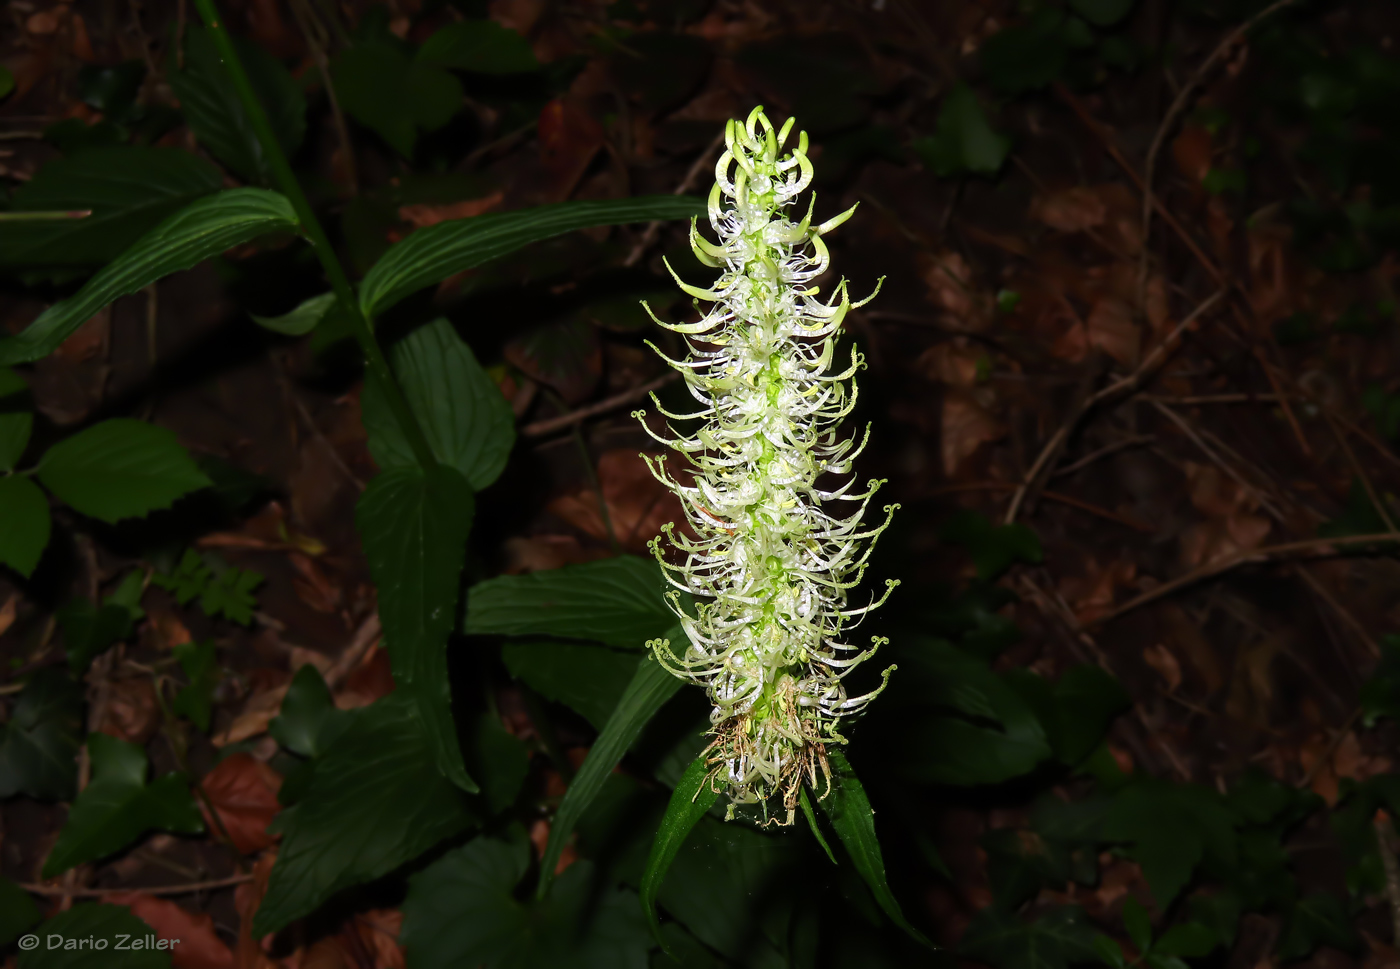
xmin=1172 ymin=124 xmax=1213 ymax=184
xmin=917 ymin=250 xmax=991 ymax=329
xmin=941 ymin=387 xmax=1005 ymax=477
xmin=351 ymin=910 xmax=406 ymax=969
xmin=146 ymin=608 xmax=194 ymax=651
xmin=234 ymin=853 xmax=278 ymax=969
xmin=104 ymin=893 xmax=233 ymax=969
xmin=398 ymin=191 xmax=505 ymax=229
xmin=1086 ymin=295 xmax=1139 ymax=367
xmin=0 ymin=595 xmax=16 ymax=637
xmin=915 ymin=343 xmax=982 ymax=387
xmin=100 ymin=678 xmax=161 ymax=745
xmin=501 ymin=534 xmax=608 ymax=574
xmin=1031 ymin=186 xmax=1107 ymax=233
xmin=200 ymin=754 xmax=282 ymax=854
xmin=1142 ymin=644 xmax=1183 ymax=693
xmin=547 ymin=449 xmax=688 ymax=554
xmin=215 ymin=682 xmax=290 ymax=747
xmin=335 ymin=646 xmax=394 ymax=710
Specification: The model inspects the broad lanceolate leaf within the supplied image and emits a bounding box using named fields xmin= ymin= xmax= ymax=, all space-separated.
xmin=18 ymin=904 xmax=172 ymax=969
xmin=0 ymin=475 xmax=50 ymax=577
xmin=0 ymin=189 xmax=299 ymax=366
xmin=356 ymin=465 xmax=477 ymax=792
xmin=1101 ymin=778 xmax=1238 ymax=909
xmin=402 ymin=838 xmax=650 ymax=969
xmin=914 ymin=82 xmax=1011 ymax=178
xmin=360 ymin=195 xmax=707 ymax=319
xmin=169 ymin=26 xmax=307 ymax=184
xmin=820 ymin=749 xmax=932 ymax=947
xmin=0 ymin=669 xmax=83 ymax=800
xmin=331 ymin=44 xmax=462 ymax=159
xmin=362 ymin=319 xmax=516 ymax=489
xmin=0 ymin=366 xmax=34 ymax=471
xmin=42 ymin=733 xmax=204 ymax=877
xmin=37 ymin=419 xmax=212 ymax=523
xmin=501 ymin=640 xmax=638 ymax=729
xmin=253 ymin=693 xmax=476 ymax=936
xmin=417 ymin=20 xmax=539 ymax=74
xmin=250 ymin=292 xmax=335 ymax=336
xmin=0 ymin=147 xmax=222 ymax=271
xmin=465 ymin=556 xmax=674 ymax=650
xmin=640 ymin=753 xmax=720 ymax=950
xmin=961 ymin=906 xmax=1101 ymax=969
xmin=0 ymin=875 xmax=41 ymax=947
xmin=538 ymin=651 xmax=684 ymax=897
xmin=270 ymin=664 xmax=352 ymax=759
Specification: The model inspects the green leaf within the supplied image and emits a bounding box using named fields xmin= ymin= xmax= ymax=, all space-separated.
xmin=172 ymin=640 xmax=219 ymax=731
xmin=169 ymin=25 xmax=306 ymax=184
xmin=0 ymin=875 xmax=41 ymax=946
xmin=0 ymin=64 xmax=14 ymax=101
xmin=979 ymin=9 xmax=1074 ymax=96
xmin=42 ymin=733 xmax=203 ymax=877
xmin=1361 ymin=635 xmax=1400 ymax=727
xmin=0 ymin=147 xmax=223 ymax=271
xmin=357 ymin=464 xmax=477 ymax=792
xmin=19 ymin=904 xmax=172 ymax=969
xmin=820 ymin=749 xmax=931 ymax=947
xmin=360 ymin=196 xmax=706 ymax=319
xmin=253 ymin=693 xmax=476 ymax=936
xmin=640 ymin=753 xmax=721 ymax=950
xmin=961 ymin=906 xmax=1101 ymax=969
xmin=1094 ymin=934 xmax=1127 ymax=969
xmin=466 ymin=713 xmax=529 ymax=815
xmin=941 ymin=511 xmax=1043 ymax=581
xmin=417 ymin=20 xmax=539 ymax=73
xmin=914 ymin=83 xmax=1010 ymax=178
xmin=0 ymin=188 xmax=299 ymax=366
xmin=0 ymin=366 xmax=33 ymax=471
xmin=151 ymin=549 xmax=211 ymax=605
xmin=0 ymin=669 xmax=84 ymax=800
xmin=1186 ymin=892 xmax=1241 ymax=950
xmin=270 ymin=664 xmax=351 ymax=759
xmin=362 ymin=319 xmax=516 ymax=490
xmin=1049 ymin=665 xmax=1130 ymax=765
xmin=1155 ymin=922 xmax=1219 ymax=958
xmin=501 ymin=640 xmax=638 ymax=729
xmin=1102 ymin=779 xmax=1238 ymax=909
xmin=58 ymin=598 xmax=133 ymax=672
xmin=250 ymin=292 xmax=335 ymax=336
xmin=331 ymin=43 xmax=462 ymax=158
xmin=37 ymin=419 xmax=212 ymax=523
xmin=198 ymin=565 xmax=263 ymax=624
xmin=402 ymin=838 xmax=650 ymax=969
xmin=1277 ymin=892 xmax=1358 ymax=961
xmin=799 ymin=786 xmax=837 ymax=863
xmin=1121 ymin=896 xmax=1151 ymax=953
xmin=466 ymin=556 xmax=674 ymax=650
xmin=1068 ymin=0 xmax=1137 ymax=28
xmin=537 ymin=652 xmax=684 ymax=897
xmin=0 ymin=476 xmax=50 ymax=577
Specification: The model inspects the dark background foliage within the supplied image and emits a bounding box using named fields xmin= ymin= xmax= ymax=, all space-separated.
xmin=3 ymin=0 xmax=1400 ymax=967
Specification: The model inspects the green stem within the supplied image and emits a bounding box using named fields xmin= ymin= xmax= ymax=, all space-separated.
xmin=189 ymin=0 xmax=437 ymax=470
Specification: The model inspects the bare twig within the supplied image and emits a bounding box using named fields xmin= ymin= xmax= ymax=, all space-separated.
xmin=623 ymin=130 xmax=726 ymax=268
xmin=521 ymin=372 xmax=677 ymax=438
xmin=1137 ymin=0 xmax=1302 ymax=303
xmin=1053 ymin=434 xmax=1155 ymax=478
xmin=1094 ymin=531 xmax=1400 ymax=626
xmin=324 ymin=613 xmax=382 ymax=690
xmin=23 ymin=873 xmax=253 ymax=897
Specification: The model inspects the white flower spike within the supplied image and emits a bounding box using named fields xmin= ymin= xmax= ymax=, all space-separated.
xmin=636 ymin=106 xmax=898 ymax=825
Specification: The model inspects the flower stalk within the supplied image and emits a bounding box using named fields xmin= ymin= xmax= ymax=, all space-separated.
xmin=638 ymin=107 xmax=897 ymax=825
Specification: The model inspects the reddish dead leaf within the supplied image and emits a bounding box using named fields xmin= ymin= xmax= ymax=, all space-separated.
xmin=1247 ymin=222 xmax=1295 ymax=331
xmin=1086 ymin=296 xmax=1139 ymax=366
xmin=917 ymin=250 xmax=990 ymax=329
xmin=104 ymin=893 xmax=233 ymax=969
xmin=1030 ymin=186 xmax=1107 ymax=233
xmin=489 ymin=0 xmax=546 ymax=34
xmin=335 ymin=646 xmax=394 ymax=710
xmin=501 ymin=534 xmax=608 ymax=574
xmin=398 ymin=191 xmax=504 ymax=229
xmin=69 ymin=12 xmax=95 ymax=62
xmin=1206 ymin=196 xmax=1234 ymax=267
xmin=234 ymin=853 xmax=278 ymax=969
xmin=1172 ymin=124 xmax=1213 ymax=183
xmin=1142 ymin=644 xmax=1183 ymax=693
xmin=0 ymin=595 xmax=16 ymax=637
xmin=1183 ymin=462 xmax=1252 ymax=518
xmin=289 ymin=552 xmax=341 ymax=614
xmin=1059 ymin=558 xmax=1136 ymax=625
xmin=302 ymin=938 xmax=351 ymax=969
xmin=547 ymin=449 xmax=687 ymax=553
xmin=528 ymin=819 xmax=578 ymax=875
xmin=941 ymin=387 xmax=1004 ymax=477
xmin=538 ymin=98 xmax=603 ymax=200
xmin=26 ymin=9 xmax=62 ymax=34
xmin=351 ymin=910 xmax=406 ymax=969
xmin=53 ymin=308 xmax=110 ymax=364
xmin=915 ymin=343 xmax=982 ymax=387
xmin=100 ymin=678 xmax=161 ymax=745
xmin=1361 ymin=931 xmax=1400 ymax=969
xmin=146 ymin=609 xmax=194 ymax=651
xmin=215 ymin=680 xmax=290 ymax=747
xmin=200 ymin=753 xmax=282 ymax=854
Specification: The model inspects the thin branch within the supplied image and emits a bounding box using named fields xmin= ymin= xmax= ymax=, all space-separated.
xmin=1094 ymin=531 xmax=1400 ymax=626
xmin=623 ymin=130 xmax=726 ymax=268
xmin=23 ymin=873 xmax=253 ymax=897
xmin=521 ymin=372 xmax=677 ymax=438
